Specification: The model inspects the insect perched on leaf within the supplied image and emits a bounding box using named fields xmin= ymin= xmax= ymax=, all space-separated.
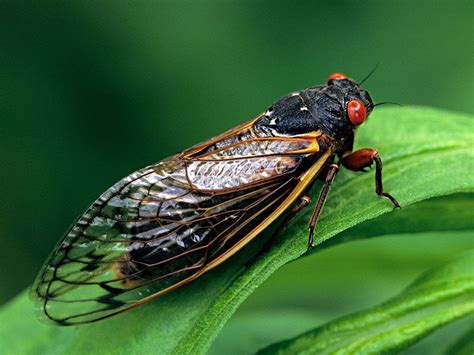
xmin=31 ymin=72 xmax=399 ymax=325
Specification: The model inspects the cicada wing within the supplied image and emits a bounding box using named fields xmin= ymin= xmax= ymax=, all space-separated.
xmin=30 ymin=156 xmax=306 ymax=325
xmin=31 ymin=116 xmax=330 ymax=325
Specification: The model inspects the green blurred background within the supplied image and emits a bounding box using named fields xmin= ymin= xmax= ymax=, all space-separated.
xmin=0 ymin=1 xmax=472 ymax=352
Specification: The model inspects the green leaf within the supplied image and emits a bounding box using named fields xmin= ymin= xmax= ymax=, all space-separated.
xmin=0 ymin=106 xmax=472 ymax=354
xmin=257 ymin=249 xmax=474 ymax=354
xmin=321 ymin=192 xmax=474 ymax=249
xmin=208 ymin=229 xmax=474 ymax=355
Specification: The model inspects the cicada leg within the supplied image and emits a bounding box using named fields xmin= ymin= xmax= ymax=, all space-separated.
xmin=307 ymin=163 xmax=339 ymax=250
xmin=341 ymin=148 xmax=400 ymax=208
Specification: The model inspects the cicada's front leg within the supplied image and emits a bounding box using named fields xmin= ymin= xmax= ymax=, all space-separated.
xmin=341 ymin=148 xmax=400 ymax=208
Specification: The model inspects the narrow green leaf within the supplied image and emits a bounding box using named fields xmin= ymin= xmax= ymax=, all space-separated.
xmin=321 ymin=192 xmax=474 ymax=249
xmin=0 ymin=107 xmax=472 ymax=354
xmin=257 ymin=250 xmax=474 ymax=354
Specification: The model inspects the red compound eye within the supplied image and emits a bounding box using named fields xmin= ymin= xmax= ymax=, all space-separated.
xmin=327 ymin=72 xmax=347 ymax=82
xmin=347 ymin=100 xmax=366 ymax=126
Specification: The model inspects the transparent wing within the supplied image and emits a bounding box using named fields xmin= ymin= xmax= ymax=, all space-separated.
xmin=31 ymin=122 xmax=326 ymax=325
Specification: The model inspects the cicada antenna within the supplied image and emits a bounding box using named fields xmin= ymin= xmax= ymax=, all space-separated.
xmin=359 ymin=63 xmax=380 ymax=85
xmin=371 ymin=101 xmax=403 ymax=108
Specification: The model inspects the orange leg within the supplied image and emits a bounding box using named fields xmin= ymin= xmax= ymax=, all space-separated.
xmin=341 ymin=148 xmax=400 ymax=208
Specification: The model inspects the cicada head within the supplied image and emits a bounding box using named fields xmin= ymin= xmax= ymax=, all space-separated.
xmin=326 ymin=73 xmax=374 ymax=127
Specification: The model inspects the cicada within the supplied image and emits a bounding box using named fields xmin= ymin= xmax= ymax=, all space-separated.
xmin=31 ymin=72 xmax=399 ymax=325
